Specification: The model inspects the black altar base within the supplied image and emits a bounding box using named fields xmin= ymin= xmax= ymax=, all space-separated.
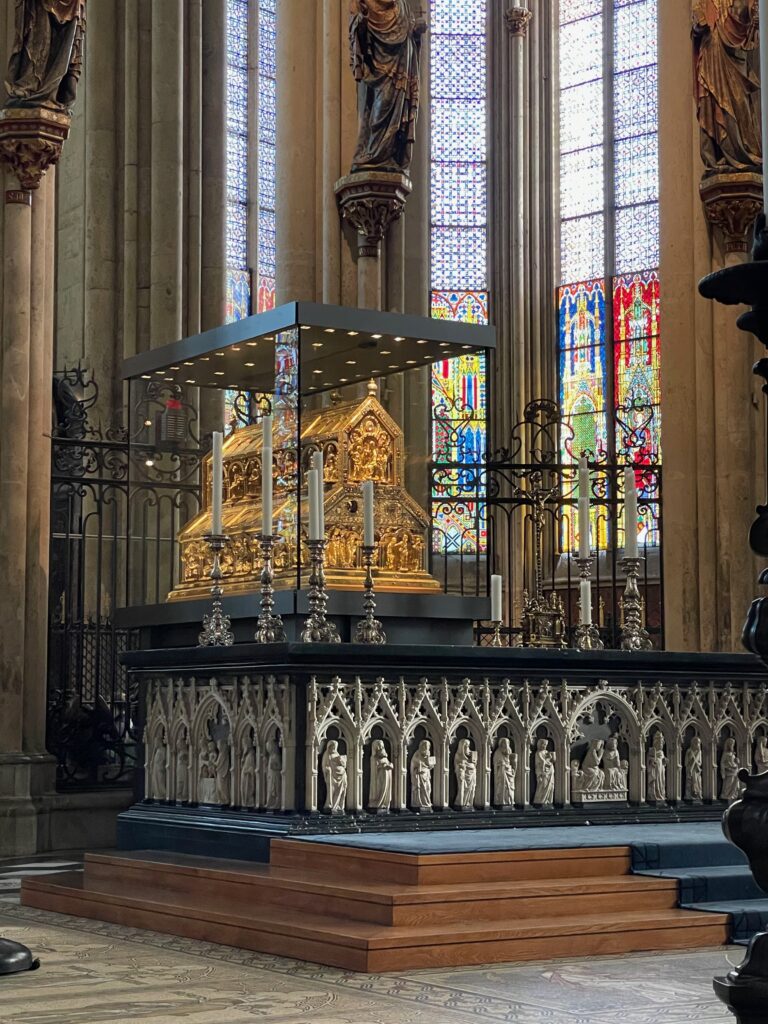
xmin=116 ymin=593 xmax=486 ymax=648
xmin=119 ymin=642 xmax=768 ymax=863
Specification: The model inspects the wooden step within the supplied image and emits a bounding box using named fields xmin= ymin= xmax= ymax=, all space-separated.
xmin=21 ymin=870 xmax=730 ymax=973
xmin=269 ymin=837 xmax=633 ymax=885
xmin=82 ymin=851 xmax=680 ymax=926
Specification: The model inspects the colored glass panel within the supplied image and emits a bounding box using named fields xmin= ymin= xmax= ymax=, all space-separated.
xmin=258 ymin=0 xmax=277 ymax=309
xmin=429 ymin=0 xmax=488 ymax=552
xmin=558 ymin=1 xmax=662 ymax=554
xmin=431 ymin=290 xmax=489 ymax=325
xmin=226 ymin=268 xmax=252 ymax=323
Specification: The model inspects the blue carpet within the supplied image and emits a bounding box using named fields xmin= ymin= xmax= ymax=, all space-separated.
xmin=300 ymin=821 xmax=768 ymax=943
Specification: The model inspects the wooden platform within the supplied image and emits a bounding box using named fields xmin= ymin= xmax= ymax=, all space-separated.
xmin=21 ymin=839 xmax=730 ymax=972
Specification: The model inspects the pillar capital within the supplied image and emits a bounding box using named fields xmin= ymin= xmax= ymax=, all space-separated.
xmin=0 ymin=107 xmax=71 ymax=191
xmin=505 ymin=7 xmax=533 ymax=38
xmin=334 ymin=171 xmax=413 ymax=258
xmin=699 ymin=171 xmax=763 ymax=255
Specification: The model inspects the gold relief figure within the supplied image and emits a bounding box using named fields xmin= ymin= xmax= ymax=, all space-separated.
xmin=349 ymin=416 xmax=391 ymax=482
xmin=244 ymin=458 xmax=260 ymax=496
xmin=344 ymin=529 xmax=361 ymax=566
xmin=383 ymin=528 xmax=414 ymax=572
xmin=185 ymin=541 xmax=207 ymax=581
xmin=692 ymin=0 xmax=761 ymax=175
xmin=227 ymin=461 xmax=245 ymax=501
xmin=325 ymin=445 xmax=339 ymax=482
xmin=273 ymin=537 xmax=290 ymax=571
xmin=219 ymin=543 xmax=236 ymax=577
xmin=326 ymin=527 xmax=348 ymax=568
xmin=406 ymin=532 xmax=424 ymax=572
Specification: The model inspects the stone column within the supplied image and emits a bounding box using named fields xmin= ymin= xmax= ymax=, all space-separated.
xmin=660 ymin=0 xmax=765 ymax=651
xmin=151 ymin=0 xmax=184 ymax=345
xmin=275 ymin=0 xmax=319 ymax=302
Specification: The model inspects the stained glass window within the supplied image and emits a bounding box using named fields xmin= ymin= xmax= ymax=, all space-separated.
xmin=257 ymin=0 xmax=277 ymax=312
xmin=429 ymin=0 xmax=488 ymax=553
xmin=558 ymin=0 xmax=661 ymax=552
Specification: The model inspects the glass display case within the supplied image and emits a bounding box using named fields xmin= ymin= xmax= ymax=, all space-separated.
xmin=119 ymin=302 xmax=495 ymax=641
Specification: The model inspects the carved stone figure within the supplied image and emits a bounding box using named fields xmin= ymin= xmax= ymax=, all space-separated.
xmin=368 ymin=737 xmax=393 ymax=811
xmin=240 ymin=740 xmax=256 ymax=808
xmin=692 ymin=0 xmax=761 ymax=175
xmin=755 ymin=735 xmax=768 ymax=774
xmin=533 ymin=738 xmax=555 ymax=805
xmin=604 ymin=737 xmax=628 ymax=792
xmin=199 ymin=739 xmax=217 ymax=803
xmin=348 ymin=0 xmax=426 ymax=174
xmin=5 ymin=0 xmax=86 ymax=111
xmin=493 ymin=737 xmax=517 ymax=808
xmin=581 ymin=740 xmax=606 ymax=791
xmin=265 ymin=737 xmax=282 ymax=810
xmin=150 ymin=736 xmax=167 ymax=800
xmin=322 ymin=739 xmax=348 ymax=814
xmin=720 ymin=737 xmax=741 ymax=801
xmin=175 ymin=744 xmax=189 ymax=803
xmin=646 ymin=730 xmax=667 ymax=802
xmin=214 ymin=738 xmax=231 ymax=806
xmin=685 ymin=736 xmax=704 ymax=801
xmin=410 ymin=738 xmax=436 ymax=812
xmin=454 ymin=738 xmax=478 ymax=811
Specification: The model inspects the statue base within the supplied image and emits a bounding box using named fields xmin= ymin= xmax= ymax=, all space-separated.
xmin=334 ymin=170 xmax=413 ymax=258
xmin=0 ymin=106 xmax=71 ymax=190
xmin=699 ymin=172 xmax=763 ymax=255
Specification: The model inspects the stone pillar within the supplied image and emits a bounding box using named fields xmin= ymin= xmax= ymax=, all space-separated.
xmin=275 ymin=0 xmax=319 ymax=302
xmin=660 ymin=0 xmax=765 ymax=651
xmin=151 ymin=0 xmax=184 ymax=345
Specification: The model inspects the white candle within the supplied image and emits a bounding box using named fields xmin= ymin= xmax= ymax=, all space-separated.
xmin=624 ymin=466 xmax=638 ymax=559
xmin=578 ymin=456 xmax=590 ymax=559
xmin=491 ymin=574 xmax=503 ymax=623
xmin=362 ymin=479 xmax=375 ymax=547
xmin=580 ymin=578 xmax=592 ymax=626
xmin=262 ymin=413 xmax=273 ymax=448
xmin=761 ymin=0 xmax=768 ymax=212
xmin=312 ymin=449 xmax=325 ymax=539
xmin=261 ymin=447 xmax=273 ymax=538
xmin=307 ymin=468 xmax=321 ymax=541
xmin=211 ymin=431 xmax=223 ymax=536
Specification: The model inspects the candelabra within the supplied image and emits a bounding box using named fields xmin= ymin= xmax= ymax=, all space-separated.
xmin=254 ymin=535 xmax=286 ymax=643
xmin=302 ymin=539 xmax=341 ymax=643
xmin=198 ymin=534 xmax=235 ymax=647
xmin=354 ymin=544 xmax=386 ymax=644
xmin=573 ymin=556 xmax=604 ymax=651
xmin=619 ymin=556 xmax=653 ymax=651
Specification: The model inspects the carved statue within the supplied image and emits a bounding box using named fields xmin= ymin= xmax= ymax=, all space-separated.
xmin=692 ymin=0 xmax=761 ymax=175
xmin=322 ymin=739 xmax=348 ymax=814
xmin=581 ymin=740 xmax=606 ymax=792
xmin=5 ymin=0 xmax=86 ymax=111
xmin=265 ymin=737 xmax=282 ymax=810
xmin=493 ymin=737 xmax=517 ymax=808
xmin=533 ymin=738 xmax=555 ymax=805
xmin=410 ymin=738 xmax=436 ymax=811
xmin=214 ymin=738 xmax=231 ymax=806
xmin=603 ymin=737 xmax=628 ymax=792
xmin=175 ymin=744 xmax=189 ymax=803
xmin=755 ymin=735 xmax=768 ymax=774
xmin=199 ymin=739 xmax=217 ymax=803
xmin=720 ymin=737 xmax=741 ymax=801
xmin=149 ymin=735 xmax=167 ymax=800
xmin=348 ymin=0 xmax=426 ymax=174
xmin=454 ymin=738 xmax=477 ymax=810
xmin=646 ymin=730 xmax=667 ymax=802
xmin=368 ymin=737 xmax=393 ymax=811
xmin=685 ymin=736 xmax=704 ymax=800
xmin=240 ymin=740 xmax=256 ymax=808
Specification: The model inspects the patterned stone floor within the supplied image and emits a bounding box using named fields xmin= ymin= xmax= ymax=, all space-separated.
xmin=0 ymin=857 xmax=742 ymax=1024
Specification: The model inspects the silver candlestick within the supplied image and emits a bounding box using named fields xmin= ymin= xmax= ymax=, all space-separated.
xmin=198 ymin=534 xmax=235 ymax=647
xmin=619 ymin=556 xmax=653 ymax=651
xmin=302 ymin=539 xmax=341 ymax=643
xmin=354 ymin=544 xmax=386 ymax=644
xmin=573 ymin=555 xmax=604 ymax=651
xmin=254 ymin=534 xmax=286 ymax=643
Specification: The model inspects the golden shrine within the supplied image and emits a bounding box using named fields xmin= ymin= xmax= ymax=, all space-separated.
xmin=169 ymin=385 xmax=440 ymax=599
